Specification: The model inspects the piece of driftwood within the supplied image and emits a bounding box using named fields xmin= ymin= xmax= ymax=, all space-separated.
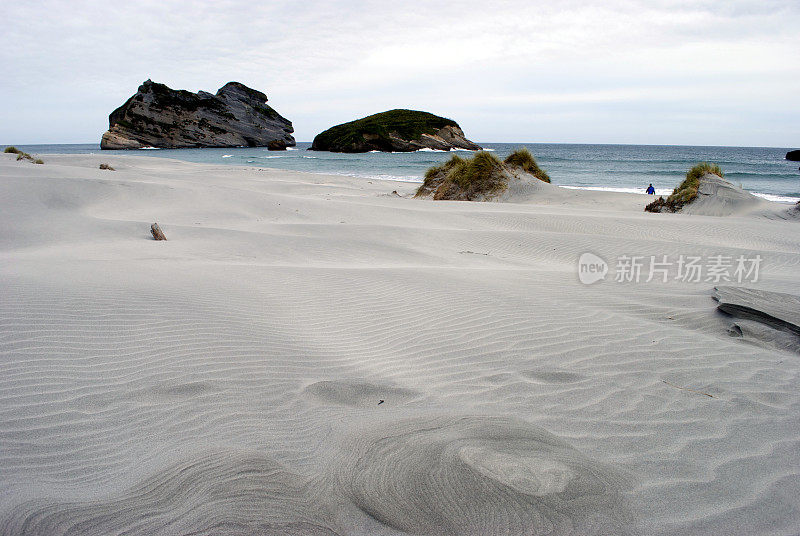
xmin=662 ymin=380 xmax=714 ymax=398
xmin=151 ymin=223 xmax=167 ymax=241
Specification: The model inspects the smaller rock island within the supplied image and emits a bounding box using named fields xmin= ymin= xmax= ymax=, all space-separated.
xmin=786 ymin=150 xmax=800 ymax=161
xmin=101 ymin=80 xmax=295 ymax=150
xmin=310 ymin=109 xmax=481 ymax=153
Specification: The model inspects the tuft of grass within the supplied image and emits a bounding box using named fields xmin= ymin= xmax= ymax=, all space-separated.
xmin=503 ymin=147 xmax=550 ymax=183
xmin=670 ymin=162 xmax=723 ymax=206
xmin=449 ymin=151 xmax=504 ymax=190
xmin=414 ymin=155 xmax=464 ymax=198
xmin=417 ymin=147 xmax=552 ymax=200
xmin=416 ymin=151 xmax=508 ymax=200
xmin=8 ymin=148 xmax=42 ymax=164
xmin=645 ymin=162 xmax=723 ymax=212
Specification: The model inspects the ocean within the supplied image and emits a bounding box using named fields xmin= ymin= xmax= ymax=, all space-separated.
xmin=12 ymin=142 xmax=800 ymax=203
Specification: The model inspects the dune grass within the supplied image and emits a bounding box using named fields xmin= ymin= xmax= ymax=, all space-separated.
xmin=415 ymin=151 xmax=508 ymax=200
xmin=646 ymin=162 xmax=723 ymax=212
xmin=503 ymin=148 xmax=550 ymax=183
xmin=416 ymin=147 xmax=552 ymax=200
xmin=5 ymin=146 xmax=43 ymax=164
xmin=450 ymin=151 xmax=505 ymax=190
xmin=670 ymin=162 xmax=723 ymax=205
xmin=416 ymin=154 xmax=464 ymax=197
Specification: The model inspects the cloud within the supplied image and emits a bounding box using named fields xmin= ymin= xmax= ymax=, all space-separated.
xmin=1 ymin=0 xmax=798 ymax=145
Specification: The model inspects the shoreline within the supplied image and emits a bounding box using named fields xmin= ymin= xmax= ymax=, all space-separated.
xmin=8 ymin=151 xmax=800 ymax=206
xmin=7 ymin=142 xmax=799 ymax=204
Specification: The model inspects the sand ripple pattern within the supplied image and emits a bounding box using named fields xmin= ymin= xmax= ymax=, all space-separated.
xmin=1 ymin=452 xmax=337 ymax=536
xmin=336 ymin=416 xmax=632 ymax=536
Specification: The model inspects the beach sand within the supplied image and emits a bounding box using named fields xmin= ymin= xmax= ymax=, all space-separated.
xmin=1 ymin=153 xmax=798 ymax=535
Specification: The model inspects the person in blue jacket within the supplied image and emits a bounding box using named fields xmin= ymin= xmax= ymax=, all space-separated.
xmin=646 ymin=184 xmax=656 ymax=195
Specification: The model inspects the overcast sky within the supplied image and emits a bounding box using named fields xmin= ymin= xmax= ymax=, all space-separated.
xmin=1 ymin=0 xmax=798 ymax=146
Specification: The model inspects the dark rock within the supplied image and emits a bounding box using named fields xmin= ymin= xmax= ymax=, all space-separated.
xmin=310 ymin=109 xmax=481 ymax=153
xmin=786 ymin=150 xmax=800 ymax=161
xmin=150 ymin=223 xmax=167 ymax=241
xmin=101 ymin=80 xmax=295 ymax=150
xmin=267 ymin=139 xmax=288 ymax=151
xmin=644 ymin=196 xmax=669 ymax=213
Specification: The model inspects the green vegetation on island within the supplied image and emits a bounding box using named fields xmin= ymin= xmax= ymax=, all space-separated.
xmin=310 ymin=109 xmax=481 ymax=153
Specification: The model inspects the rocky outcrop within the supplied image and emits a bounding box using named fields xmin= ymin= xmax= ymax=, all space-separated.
xmin=786 ymin=150 xmax=800 ymax=161
xmin=310 ymin=109 xmax=481 ymax=153
xmin=267 ymin=139 xmax=288 ymax=151
xmin=101 ymin=80 xmax=295 ymax=150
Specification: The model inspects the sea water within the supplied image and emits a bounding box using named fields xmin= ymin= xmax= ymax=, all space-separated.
xmin=13 ymin=142 xmax=800 ymax=203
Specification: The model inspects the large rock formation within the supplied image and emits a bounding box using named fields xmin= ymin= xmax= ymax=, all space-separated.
xmin=310 ymin=109 xmax=481 ymax=153
xmin=101 ymin=80 xmax=295 ymax=150
xmin=786 ymin=150 xmax=800 ymax=161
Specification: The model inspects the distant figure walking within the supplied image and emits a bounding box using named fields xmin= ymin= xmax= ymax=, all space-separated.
xmin=646 ymin=184 xmax=656 ymax=195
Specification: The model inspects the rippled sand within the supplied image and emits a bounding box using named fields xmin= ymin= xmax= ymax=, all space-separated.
xmin=1 ymin=153 xmax=799 ymax=535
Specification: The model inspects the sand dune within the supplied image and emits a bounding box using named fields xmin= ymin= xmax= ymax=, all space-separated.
xmin=679 ymin=175 xmax=769 ymax=217
xmin=1 ymin=153 xmax=799 ymax=535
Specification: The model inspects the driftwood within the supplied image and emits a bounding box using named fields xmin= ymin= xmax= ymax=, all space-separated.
xmin=150 ymin=223 xmax=167 ymax=241
xmin=662 ymin=380 xmax=714 ymax=398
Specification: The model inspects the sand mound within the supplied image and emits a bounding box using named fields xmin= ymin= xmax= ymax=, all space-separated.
xmin=334 ymin=416 xmax=632 ymax=535
xmin=679 ymin=175 xmax=766 ymax=216
xmin=304 ymin=380 xmax=420 ymax=407
xmin=415 ymin=150 xmax=553 ymax=202
xmin=647 ymin=173 xmax=766 ymax=216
